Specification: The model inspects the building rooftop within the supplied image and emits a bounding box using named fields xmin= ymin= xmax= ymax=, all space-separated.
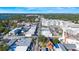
xmin=68 ymin=24 xmax=79 ymax=28
xmin=15 ymin=46 xmax=28 ymax=51
xmin=64 ymin=44 xmax=76 ymax=50
xmin=15 ymin=38 xmax=32 ymax=46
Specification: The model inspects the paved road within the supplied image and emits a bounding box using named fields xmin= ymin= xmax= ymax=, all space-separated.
xmin=34 ymin=17 xmax=42 ymax=51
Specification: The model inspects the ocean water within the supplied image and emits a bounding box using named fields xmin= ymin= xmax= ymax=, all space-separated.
xmin=0 ymin=15 xmax=11 ymax=20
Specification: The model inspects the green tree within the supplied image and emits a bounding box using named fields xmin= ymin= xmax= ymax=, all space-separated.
xmin=0 ymin=42 xmax=9 ymax=51
xmin=53 ymin=38 xmax=60 ymax=44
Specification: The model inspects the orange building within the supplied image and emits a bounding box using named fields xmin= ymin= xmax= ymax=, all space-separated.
xmin=47 ymin=41 xmax=53 ymax=49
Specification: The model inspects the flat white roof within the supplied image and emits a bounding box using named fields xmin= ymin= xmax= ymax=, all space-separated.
xmin=41 ymin=30 xmax=52 ymax=37
xmin=66 ymin=28 xmax=79 ymax=35
xmin=26 ymin=25 xmax=36 ymax=35
xmin=15 ymin=46 xmax=28 ymax=51
xmin=15 ymin=38 xmax=32 ymax=46
xmin=69 ymin=24 xmax=79 ymax=28
xmin=66 ymin=39 xmax=79 ymax=50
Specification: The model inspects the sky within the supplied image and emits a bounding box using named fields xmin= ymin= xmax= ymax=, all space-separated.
xmin=0 ymin=7 xmax=79 ymax=13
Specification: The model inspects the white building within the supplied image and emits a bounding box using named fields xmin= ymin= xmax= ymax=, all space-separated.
xmin=15 ymin=38 xmax=32 ymax=51
xmin=41 ymin=27 xmax=52 ymax=37
xmin=66 ymin=39 xmax=79 ymax=50
xmin=25 ymin=24 xmax=37 ymax=37
xmin=15 ymin=46 xmax=28 ymax=51
xmin=42 ymin=19 xmax=49 ymax=26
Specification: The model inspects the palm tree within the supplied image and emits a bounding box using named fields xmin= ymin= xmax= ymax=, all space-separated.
xmin=38 ymin=35 xmax=48 ymax=48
